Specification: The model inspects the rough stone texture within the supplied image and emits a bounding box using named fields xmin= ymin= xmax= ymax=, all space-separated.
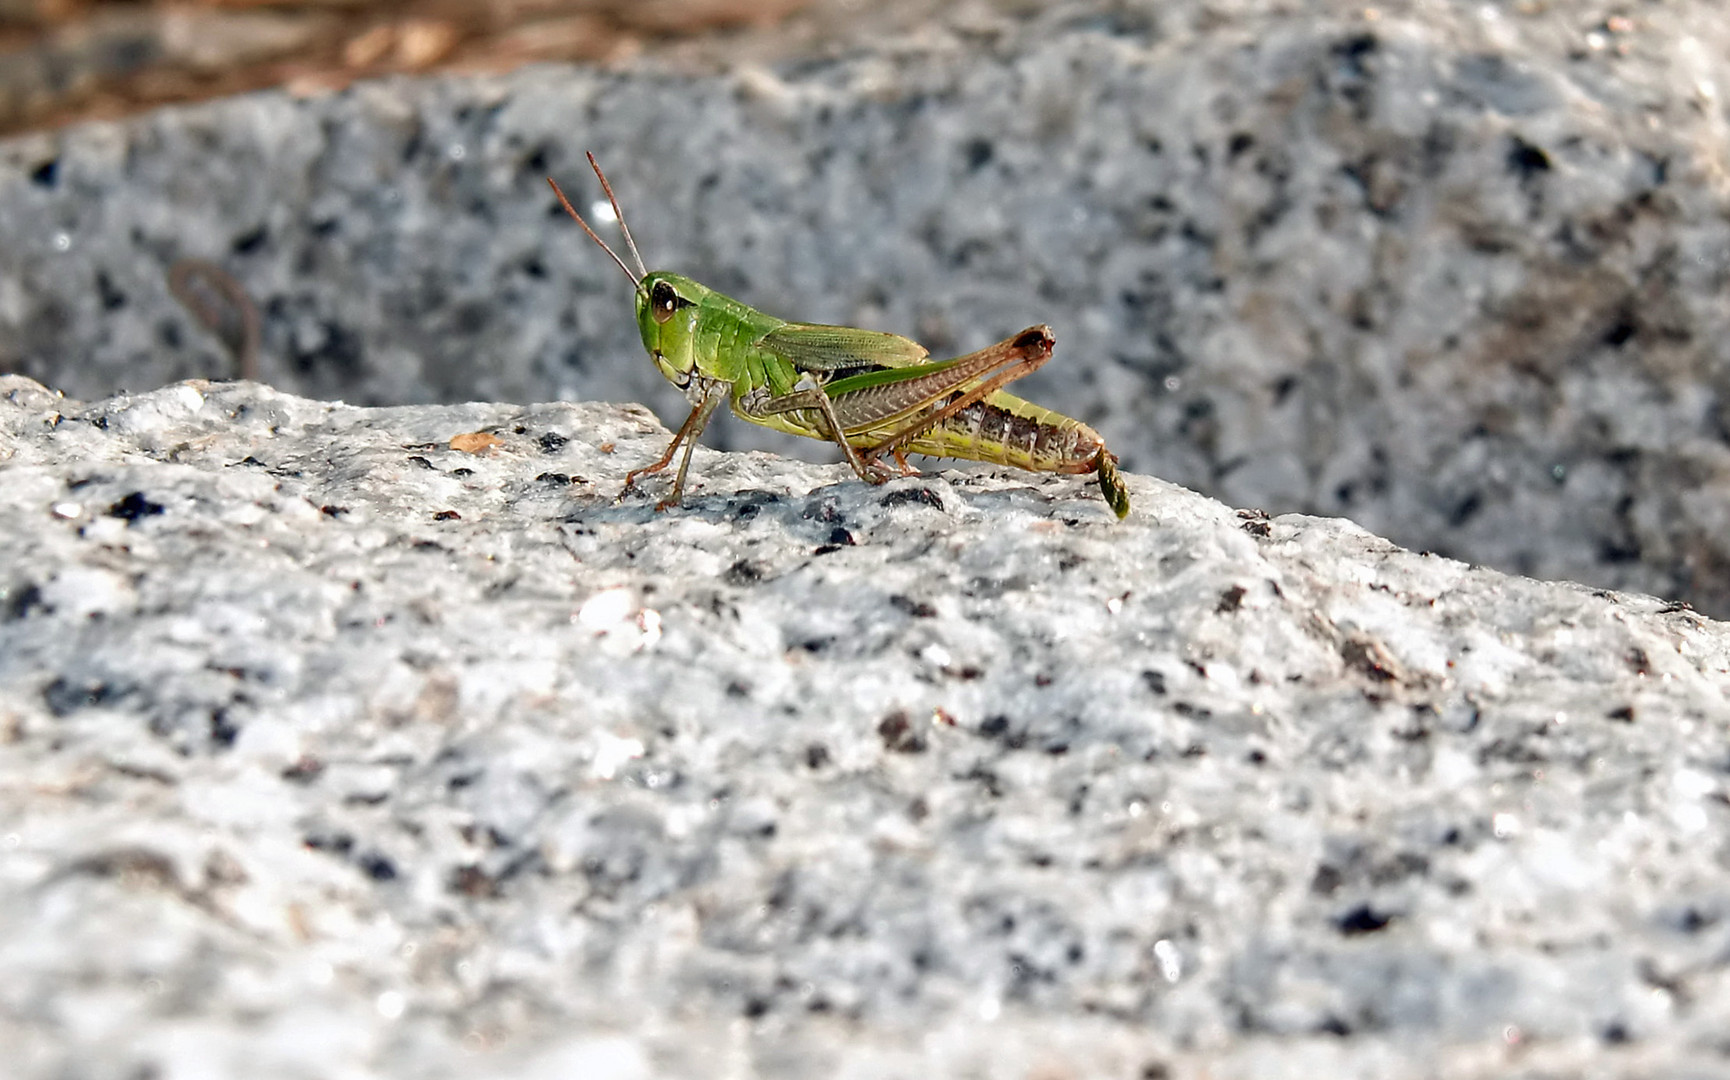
xmin=5 ymin=374 xmax=1730 ymax=1078
xmin=4 ymin=1 xmax=1730 ymax=614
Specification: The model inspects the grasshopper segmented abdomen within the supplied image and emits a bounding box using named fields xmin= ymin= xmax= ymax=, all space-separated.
xmin=899 ymin=395 xmax=1103 ymax=474
xmin=888 ymin=396 xmax=1128 ymax=518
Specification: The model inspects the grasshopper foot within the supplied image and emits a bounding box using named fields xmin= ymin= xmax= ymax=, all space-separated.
xmin=619 ymin=478 xmax=680 ymax=511
xmin=863 ymin=462 xmax=902 ymax=485
xmin=854 ymin=450 xmax=907 ymax=486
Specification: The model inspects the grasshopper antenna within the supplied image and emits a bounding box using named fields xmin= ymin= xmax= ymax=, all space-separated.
xmin=586 ymin=152 xmax=648 ymax=280
xmin=547 ymin=175 xmax=641 ymax=288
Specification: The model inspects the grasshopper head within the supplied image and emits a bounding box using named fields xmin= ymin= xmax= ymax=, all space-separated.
xmin=636 ymin=272 xmax=712 ymax=392
xmin=546 ymin=164 xmax=712 ymax=394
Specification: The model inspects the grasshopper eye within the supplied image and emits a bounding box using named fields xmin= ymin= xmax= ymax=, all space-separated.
xmin=650 ymin=280 xmax=688 ymax=324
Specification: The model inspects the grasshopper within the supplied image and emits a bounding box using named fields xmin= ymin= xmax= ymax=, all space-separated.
xmin=548 ymin=154 xmax=1130 ymax=519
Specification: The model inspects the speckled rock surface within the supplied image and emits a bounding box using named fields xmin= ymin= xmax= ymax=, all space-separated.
xmin=4 ymin=1 xmax=1730 ymax=616
xmin=4 ymin=374 xmax=1730 ymax=1079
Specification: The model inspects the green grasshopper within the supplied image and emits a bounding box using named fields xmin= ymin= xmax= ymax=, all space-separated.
xmin=548 ymin=154 xmax=1130 ymax=519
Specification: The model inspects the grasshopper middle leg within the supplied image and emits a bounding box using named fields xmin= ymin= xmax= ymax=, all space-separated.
xmin=747 ymin=386 xmax=899 ymax=484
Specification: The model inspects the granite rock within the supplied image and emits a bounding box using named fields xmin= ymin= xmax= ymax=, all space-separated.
xmin=3 ymin=374 xmax=1730 ymax=1078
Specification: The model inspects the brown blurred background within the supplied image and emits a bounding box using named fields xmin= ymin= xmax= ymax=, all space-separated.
xmin=0 ymin=0 xmax=868 ymax=138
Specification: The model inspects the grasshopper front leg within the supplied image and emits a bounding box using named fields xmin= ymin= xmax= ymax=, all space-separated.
xmin=626 ymin=387 xmax=726 ymax=510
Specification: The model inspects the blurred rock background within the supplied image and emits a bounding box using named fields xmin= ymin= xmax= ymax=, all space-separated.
xmin=6 ymin=0 xmax=1730 ymax=620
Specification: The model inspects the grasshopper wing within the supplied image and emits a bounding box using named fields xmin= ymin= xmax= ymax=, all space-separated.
xmin=758 ymin=323 xmax=930 ymax=373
